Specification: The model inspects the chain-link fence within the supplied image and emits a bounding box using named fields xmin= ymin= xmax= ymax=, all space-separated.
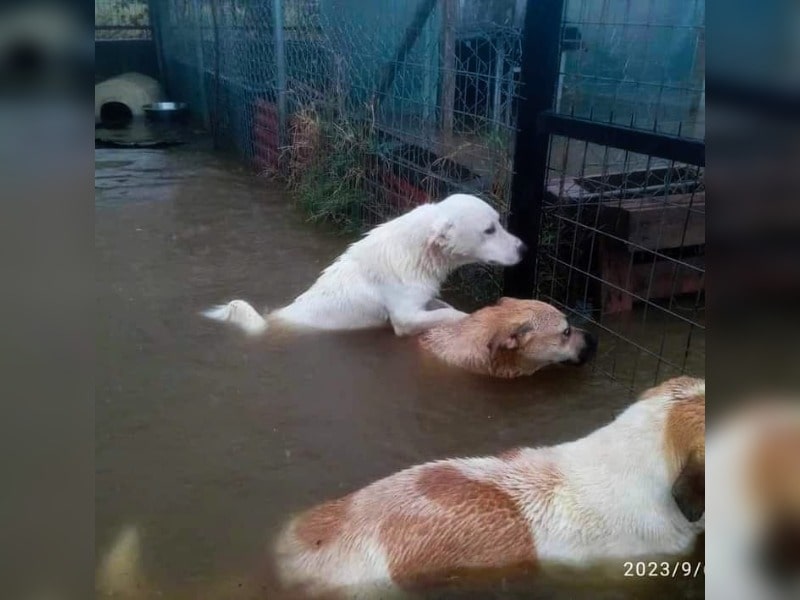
xmin=150 ymin=0 xmax=527 ymax=301
xmin=145 ymin=0 xmax=705 ymax=341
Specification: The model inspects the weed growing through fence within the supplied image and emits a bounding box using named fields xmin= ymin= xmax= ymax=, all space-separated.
xmin=286 ymin=108 xmax=378 ymax=232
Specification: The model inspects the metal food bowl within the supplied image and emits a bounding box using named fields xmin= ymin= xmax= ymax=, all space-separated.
xmin=143 ymin=102 xmax=189 ymax=123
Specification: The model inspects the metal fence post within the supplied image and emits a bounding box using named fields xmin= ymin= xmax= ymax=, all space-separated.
xmin=272 ymin=0 xmax=288 ymax=149
xmin=191 ymin=0 xmax=210 ymax=129
xmin=146 ymin=0 xmax=166 ymax=88
xmin=503 ymin=0 xmax=566 ymax=298
xmin=210 ymin=0 xmax=221 ymax=149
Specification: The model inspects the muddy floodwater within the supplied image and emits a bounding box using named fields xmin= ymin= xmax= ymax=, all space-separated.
xmin=96 ymin=145 xmax=703 ymax=599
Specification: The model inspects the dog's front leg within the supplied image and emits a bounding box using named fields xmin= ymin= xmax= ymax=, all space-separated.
xmin=424 ymin=298 xmax=456 ymax=311
xmin=385 ymin=287 xmax=467 ymax=336
xmin=389 ymin=306 xmax=467 ymax=336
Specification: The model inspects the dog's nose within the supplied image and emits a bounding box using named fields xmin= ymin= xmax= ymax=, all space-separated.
xmin=517 ymin=241 xmax=528 ymax=257
xmin=576 ymin=331 xmax=598 ymax=365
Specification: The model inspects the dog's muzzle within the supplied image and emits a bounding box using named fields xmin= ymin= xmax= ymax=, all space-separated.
xmin=574 ymin=331 xmax=598 ymax=365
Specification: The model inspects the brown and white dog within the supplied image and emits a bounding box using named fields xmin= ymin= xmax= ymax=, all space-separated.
xmin=275 ymin=376 xmax=705 ymax=597
xmin=419 ymin=297 xmax=597 ymax=377
xmin=707 ymin=399 xmax=800 ymax=600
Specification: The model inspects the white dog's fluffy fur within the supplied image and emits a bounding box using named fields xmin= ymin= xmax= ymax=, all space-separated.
xmin=275 ymin=377 xmax=705 ymax=597
xmin=202 ymin=194 xmax=524 ymax=336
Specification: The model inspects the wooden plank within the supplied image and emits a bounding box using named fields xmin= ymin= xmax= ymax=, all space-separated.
xmin=613 ymin=192 xmax=704 ymax=211
xmin=599 ymin=239 xmax=705 ymax=314
xmin=628 ymin=204 xmax=705 ymax=250
xmin=628 ymin=256 xmax=705 ymax=300
xmin=599 ymin=192 xmax=705 ymax=250
xmin=599 ymin=239 xmax=633 ymax=314
xmin=374 ymin=121 xmax=497 ymax=183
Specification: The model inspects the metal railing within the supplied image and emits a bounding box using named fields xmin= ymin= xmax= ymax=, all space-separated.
xmin=505 ymin=0 xmax=705 ymax=393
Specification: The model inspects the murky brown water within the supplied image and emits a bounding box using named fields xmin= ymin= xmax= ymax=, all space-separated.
xmin=96 ymin=146 xmax=703 ymax=599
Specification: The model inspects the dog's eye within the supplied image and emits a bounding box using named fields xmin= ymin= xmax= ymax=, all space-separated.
xmin=562 ymin=327 xmax=571 ymax=337
xmin=484 ymin=225 xmax=496 ymax=235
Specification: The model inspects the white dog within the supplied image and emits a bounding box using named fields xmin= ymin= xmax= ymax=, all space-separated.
xmin=202 ymin=194 xmax=524 ymax=337
xmin=275 ymin=376 xmax=705 ymax=597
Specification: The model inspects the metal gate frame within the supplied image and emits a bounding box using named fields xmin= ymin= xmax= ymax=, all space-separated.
xmin=503 ymin=0 xmax=706 ymax=390
xmin=504 ymin=0 xmax=705 ymax=298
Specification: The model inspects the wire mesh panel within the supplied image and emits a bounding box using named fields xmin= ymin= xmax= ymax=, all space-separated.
xmin=559 ymin=0 xmax=705 ymax=138
xmin=531 ymin=0 xmax=705 ymax=392
xmin=539 ymin=137 xmax=704 ymax=391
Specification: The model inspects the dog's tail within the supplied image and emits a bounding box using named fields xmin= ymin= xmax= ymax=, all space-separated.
xmin=96 ymin=525 xmax=144 ymax=598
xmin=201 ymin=299 xmax=268 ymax=335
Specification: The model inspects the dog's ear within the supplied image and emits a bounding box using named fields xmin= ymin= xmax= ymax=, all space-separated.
xmin=428 ymin=217 xmax=454 ymax=249
xmin=671 ymin=457 xmax=705 ymax=522
xmin=487 ymin=324 xmax=530 ymax=357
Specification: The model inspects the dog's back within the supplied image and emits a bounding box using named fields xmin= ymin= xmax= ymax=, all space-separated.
xmin=274 ymin=377 xmax=705 ymax=596
xmin=275 ymin=455 xmax=548 ymax=595
xmin=201 ymin=194 xmax=523 ymax=337
xmin=201 ymin=202 xmax=445 ymax=335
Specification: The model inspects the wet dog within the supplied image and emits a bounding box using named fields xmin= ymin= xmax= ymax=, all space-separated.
xmin=202 ymin=194 xmax=525 ymax=337
xmin=419 ymin=297 xmax=597 ymax=377
xmin=275 ymin=376 xmax=705 ymax=597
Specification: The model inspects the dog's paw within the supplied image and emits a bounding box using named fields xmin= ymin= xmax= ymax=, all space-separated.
xmin=392 ymin=323 xmax=414 ymax=337
xmin=444 ymin=308 xmax=469 ymax=322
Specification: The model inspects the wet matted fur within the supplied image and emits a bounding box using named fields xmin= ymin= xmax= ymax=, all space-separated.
xmin=275 ymin=377 xmax=706 ymax=597
xmin=419 ymin=297 xmax=597 ymax=377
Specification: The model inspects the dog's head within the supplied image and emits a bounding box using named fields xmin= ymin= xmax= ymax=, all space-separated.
xmin=637 ymin=377 xmax=706 ymax=525
xmin=482 ymin=298 xmax=597 ymax=375
xmin=429 ymin=194 xmax=525 ymax=267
